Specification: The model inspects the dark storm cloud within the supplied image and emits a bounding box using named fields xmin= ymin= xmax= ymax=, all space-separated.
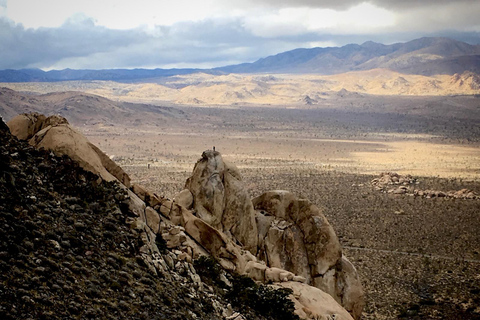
xmin=0 ymin=16 xmax=148 ymax=69
xmin=0 ymin=16 xmax=278 ymax=69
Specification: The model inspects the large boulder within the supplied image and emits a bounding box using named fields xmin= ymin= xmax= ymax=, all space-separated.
xmin=253 ymin=190 xmax=341 ymax=277
xmin=277 ymin=281 xmax=355 ymax=320
xmin=184 ymin=150 xmax=258 ymax=254
xmin=253 ymin=190 xmax=364 ymax=320
xmin=182 ymin=151 xmax=364 ymax=320
xmin=7 ymin=113 xmax=131 ymax=187
xmin=6 ymin=112 xmax=67 ymax=140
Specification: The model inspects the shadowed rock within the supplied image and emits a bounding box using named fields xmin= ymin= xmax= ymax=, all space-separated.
xmin=181 ymin=150 xmax=364 ymax=319
xmin=184 ymin=150 xmax=258 ymax=254
xmin=253 ymin=190 xmax=364 ymax=320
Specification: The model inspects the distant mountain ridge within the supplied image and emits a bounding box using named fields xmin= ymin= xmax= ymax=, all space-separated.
xmin=217 ymin=37 xmax=480 ymax=75
xmin=1 ymin=37 xmax=479 ymax=82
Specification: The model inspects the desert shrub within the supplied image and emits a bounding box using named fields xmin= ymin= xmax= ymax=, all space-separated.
xmin=227 ymin=274 xmax=299 ymax=320
xmin=193 ymin=255 xmax=223 ymax=287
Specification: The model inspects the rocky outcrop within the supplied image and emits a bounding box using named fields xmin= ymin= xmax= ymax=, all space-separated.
xmin=371 ymin=172 xmax=479 ymax=200
xmin=6 ymin=113 xmax=363 ymax=320
xmin=6 ymin=112 xmax=67 ymax=140
xmin=0 ymin=117 xmax=226 ymax=320
xmin=7 ymin=113 xmax=131 ymax=187
xmin=253 ymin=190 xmax=364 ymax=320
xmin=181 ymin=151 xmax=364 ymax=320
xmin=277 ymin=282 xmax=354 ymax=320
xmin=184 ymin=150 xmax=258 ymax=254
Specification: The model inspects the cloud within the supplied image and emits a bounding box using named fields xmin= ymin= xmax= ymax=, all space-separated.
xmin=0 ymin=16 xmax=148 ymax=69
xmin=0 ymin=0 xmax=479 ymax=70
xmin=0 ymin=15 xmax=271 ymax=70
xmin=393 ymin=1 xmax=480 ymax=33
xmin=244 ymin=3 xmax=395 ymax=38
xmin=242 ymin=0 xmax=478 ymax=10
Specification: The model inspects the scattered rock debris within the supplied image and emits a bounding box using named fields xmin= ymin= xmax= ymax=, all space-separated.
xmin=371 ymin=172 xmax=478 ymax=200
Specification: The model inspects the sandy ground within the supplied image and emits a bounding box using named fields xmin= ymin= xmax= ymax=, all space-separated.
xmin=84 ymin=126 xmax=480 ymax=181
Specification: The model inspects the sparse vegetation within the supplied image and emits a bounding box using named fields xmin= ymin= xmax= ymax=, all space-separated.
xmin=4 ymin=84 xmax=479 ymax=319
xmin=194 ymin=256 xmax=300 ymax=320
xmin=194 ymin=255 xmax=224 ymax=287
xmin=227 ymin=275 xmax=300 ymax=320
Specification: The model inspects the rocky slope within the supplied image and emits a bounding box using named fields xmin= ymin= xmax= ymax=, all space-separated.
xmin=3 ymin=113 xmax=363 ymax=320
xmin=0 ymin=117 xmax=225 ymax=319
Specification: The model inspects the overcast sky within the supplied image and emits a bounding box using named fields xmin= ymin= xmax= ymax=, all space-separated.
xmin=1 ymin=0 xmax=480 ymax=70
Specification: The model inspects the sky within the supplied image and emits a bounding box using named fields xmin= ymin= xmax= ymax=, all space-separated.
xmin=1 ymin=0 xmax=480 ymax=70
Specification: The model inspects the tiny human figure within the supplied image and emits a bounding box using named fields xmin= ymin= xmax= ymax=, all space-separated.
xmin=147 ymin=163 xmax=150 ymax=169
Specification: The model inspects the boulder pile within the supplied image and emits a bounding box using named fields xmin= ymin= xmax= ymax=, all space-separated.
xmin=371 ymin=172 xmax=478 ymax=200
xmin=176 ymin=150 xmax=364 ymax=320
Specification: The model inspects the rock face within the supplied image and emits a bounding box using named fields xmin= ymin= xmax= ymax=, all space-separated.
xmin=184 ymin=150 xmax=258 ymax=254
xmin=7 ymin=113 xmax=131 ymax=187
xmin=6 ymin=112 xmax=68 ymax=140
xmin=253 ymin=190 xmax=364 ymax=320
xmin=254 ymin=190 xmax=341 ymax=277
xmin=277 ymin=282 xmax=354 ymax=320
xmin=182 ymin=151 xmax=364 ymax=320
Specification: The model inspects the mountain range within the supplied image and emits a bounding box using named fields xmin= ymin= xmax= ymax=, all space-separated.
xmin=218 ymin=37 xmax=480 ymax=76
xmin=1 ymin=37 xmax=479 ymax=82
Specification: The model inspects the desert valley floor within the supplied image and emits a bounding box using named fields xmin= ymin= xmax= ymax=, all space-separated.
xmin=77 ymin=100 xmax=480 ymax=319
xmin=2 ymin=85 xmax=480 ymax=319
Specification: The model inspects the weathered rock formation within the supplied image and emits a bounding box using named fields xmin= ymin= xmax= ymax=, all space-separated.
xmin=253 ymin=191 xmax=364 ymax=319
xmin=184 ymin=150 xmax=258 ymax=254
xmin=180 ymin=150 xmax=365 ymax=319
xmin=7 ymin=113 xmax=131 ymax=187
xmin=6 ymin=112 xmax=68 ymax=140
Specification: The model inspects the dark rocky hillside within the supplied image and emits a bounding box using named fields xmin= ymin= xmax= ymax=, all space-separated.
xmin=0 ymin=118 xmax=223 ymax=319
xmin=0 ymin=116 xmax=308 ymax=320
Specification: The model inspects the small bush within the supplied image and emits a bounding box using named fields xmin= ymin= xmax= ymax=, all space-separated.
xmin=227 ymin=274 xmax=299 ymax=320
xmin=193 ymin=255 xmax=223 ymax=287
